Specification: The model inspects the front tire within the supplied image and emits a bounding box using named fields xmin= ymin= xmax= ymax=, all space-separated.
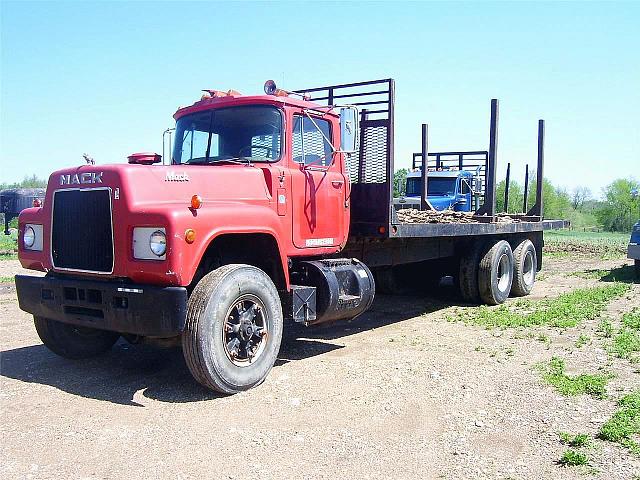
xmin=478 ymin=240 xmax=514 ymax=305
xmin=34 ymin=317 xmax=120 ymax=359
xmin=182 ymin=264 xmax=283 ymax=394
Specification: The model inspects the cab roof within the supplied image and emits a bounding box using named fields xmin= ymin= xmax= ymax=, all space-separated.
xmin=407 ymin=169 xmax=473 ymax=178
xmin=173 ymin=94 xmax=338 ymax=120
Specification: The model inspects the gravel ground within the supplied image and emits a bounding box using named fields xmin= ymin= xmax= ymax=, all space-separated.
xmin=1 ymin=257 xmax=639 ymax=479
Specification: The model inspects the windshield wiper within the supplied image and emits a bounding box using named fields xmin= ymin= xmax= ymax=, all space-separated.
xmin=187 ymin=157 xmax=252 ymax=166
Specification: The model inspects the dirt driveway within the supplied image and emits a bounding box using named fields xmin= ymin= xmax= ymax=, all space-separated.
xmin=1 ymin=257 xmax=638 ymax=479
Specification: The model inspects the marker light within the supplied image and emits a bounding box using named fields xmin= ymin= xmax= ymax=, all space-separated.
xmin=185 ymin=229 xmax=196 ymax=244
xmin=191 ymin=195 xmax=202 ymax=209
xmin=263 ymin=80 xmax=291 ymax=98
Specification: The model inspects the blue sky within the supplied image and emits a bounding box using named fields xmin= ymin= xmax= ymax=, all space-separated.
xmin=1 ymin=1 xmax=638 ymax=197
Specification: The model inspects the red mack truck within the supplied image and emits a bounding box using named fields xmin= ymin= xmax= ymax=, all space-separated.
xmin=15 ymin=79 xmax=566 ymax=393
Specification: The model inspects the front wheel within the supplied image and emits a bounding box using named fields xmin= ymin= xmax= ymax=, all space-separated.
xmin=34 ymin=317 xmax=120 ymax=359
xmin=182 ymin=264 xmax=283 ymax=394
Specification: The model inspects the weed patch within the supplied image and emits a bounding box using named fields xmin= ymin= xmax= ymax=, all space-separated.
xmin=596 ymin=319 xmax=614 ymax=338
xmin=575 ymin=334 xmax=591 ymax=348
xmin=598 ymin=390 xmax=640 ymax=455
xmin=539 ymin=357 xmax=611 ymax=399
xmin=559 ymin=432 xmax=590 ymax=447
xmin=0 ymin=276 xmax=15 ymax=283
xmin=609 ymin=309 xmax=640 ymax=360
xmin=558 ymin=449 xmax=588 ymax=466
xmin=450 ymin=284 xmax=630 ymax=329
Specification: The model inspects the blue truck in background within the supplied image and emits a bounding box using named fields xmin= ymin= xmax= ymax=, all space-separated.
xmin=399 ymin=169 xmax=477 ymax=212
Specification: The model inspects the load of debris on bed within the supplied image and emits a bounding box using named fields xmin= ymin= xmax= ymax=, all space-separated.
xmin=395 ymin=209 xmax=524 ymax=224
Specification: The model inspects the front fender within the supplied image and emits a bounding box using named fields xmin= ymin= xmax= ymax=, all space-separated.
xmin=164 ymin=202 xmax=289 ymax=287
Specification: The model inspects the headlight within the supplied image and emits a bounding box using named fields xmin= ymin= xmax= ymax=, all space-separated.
xmin=23 ymin=226 xmax=35 ymax=248
xmin=23 ymin=224 xmax=43 ymax=251
xmin=149 ymin=230 xmax=167 ymax=257
xmin=133 ymin=227 xmax=166 ymax=260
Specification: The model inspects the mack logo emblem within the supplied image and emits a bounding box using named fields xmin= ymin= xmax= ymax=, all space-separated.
xmin=60 ymin=172 xmax=103 ymax=185
xmin=165 ymin=172 xmax=190 ymax=182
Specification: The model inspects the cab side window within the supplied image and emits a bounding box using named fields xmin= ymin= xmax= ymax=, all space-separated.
xmin=460 ymin=178 xmax=471 ymax=194
xmin=292 ymin=115 xmax=333 ymax=166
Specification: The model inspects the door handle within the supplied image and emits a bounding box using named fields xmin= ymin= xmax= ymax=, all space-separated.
xmin=332 ymin=180 xmax=344 ymax=187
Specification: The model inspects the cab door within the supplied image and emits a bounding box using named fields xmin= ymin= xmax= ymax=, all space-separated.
xmin=290 ymin=114 xmax=347 ymax=249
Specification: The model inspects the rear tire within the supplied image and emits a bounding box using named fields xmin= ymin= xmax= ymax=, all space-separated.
xmin=635 ymin=260 xmax=639 ymax=281
xmin=478 ymin=240 xmax=514 ymax=305
xmin=182 ymin=264 xmax=283 ymax=394
xmin=511 ymin=239 xmax=537 ymax=297
xmin=34 ymin=317 xmax=120 ymax=359
xmin=458 ymin=241 xmax=485 ymax=303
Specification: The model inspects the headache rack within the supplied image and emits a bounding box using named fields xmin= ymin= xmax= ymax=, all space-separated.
xmin=294 ymin=79 xmax=551 ymax=239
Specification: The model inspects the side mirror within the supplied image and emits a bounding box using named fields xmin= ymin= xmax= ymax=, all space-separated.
xmin=339 ymin=107 xmax=358 ymax=153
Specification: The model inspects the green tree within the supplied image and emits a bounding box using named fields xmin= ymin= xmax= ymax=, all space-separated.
xmin=596 ymin=178 xmax=640 ymax=232
xmin=496 ymin=179 xmax=525 ymax=213
xmin=526 ymin=177 xmax=571 ymax=220
xmin=0 ymin=175 xmax=47 ymax=190
xmin=393 ymin=168 xmax=408 ymax=197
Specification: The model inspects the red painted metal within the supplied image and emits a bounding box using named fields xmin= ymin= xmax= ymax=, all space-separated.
xmin=18 ymin=96 xmax=348 ymax=290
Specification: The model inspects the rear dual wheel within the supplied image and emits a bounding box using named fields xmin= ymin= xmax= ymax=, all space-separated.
xmin=478 ymin=240 xmax=514 ymax=305
xmin=511 ymin=239 xmax=537 ymax=297
xmin=459 ymin=238 xmax=537 ymax=305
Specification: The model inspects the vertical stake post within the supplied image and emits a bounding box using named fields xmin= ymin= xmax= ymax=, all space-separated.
xmin=421 ymin=123 xmax=429 ymax=211
xmin=504 ymin=162 xmax=511 ymax=213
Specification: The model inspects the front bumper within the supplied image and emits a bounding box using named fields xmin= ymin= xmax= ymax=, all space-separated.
xmin=629 ymin=244 xmax=640 ymax=261
xmin=15 ymin=275 xmax=187 ymax=336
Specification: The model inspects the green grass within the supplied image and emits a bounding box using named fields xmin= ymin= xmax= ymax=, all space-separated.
xmin=558 ymin=449 xmax=589 ymax=466
xmin=596 ymin=319 xmax=614 ymax=338
xmin=609 ymin=309 xmax=640 ymax=360
xmin=0 ymin=276 xmax=15 ymax=283
xmin=623 ymin=309 xmax=640 ymax=330
xmin=575 ymin=334 xmax=591 ymax=348
xmin=610 ymin=329 xmax=640 ymax=360
xmin=0 ymin=232 xmax=18 ymax=260
xmin=598 ymin=390 xmax=640 ymax=455
xmin=559 ymin=432 xmax=590 ymax=447
xmin=544 ymin=230 xmax=628 ymax=260
xmin=450 ymin=283 xmax=630 ymax=329
xmin=540 ymin=357 xmax=611 ymax=399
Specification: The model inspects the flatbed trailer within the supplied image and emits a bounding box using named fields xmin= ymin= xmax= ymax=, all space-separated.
xmin=296 ymin=79 xmax=567 ymax=286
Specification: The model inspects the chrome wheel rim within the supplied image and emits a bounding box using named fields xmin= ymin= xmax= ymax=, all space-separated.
xmin=222 ymin=294 xmax=268 ymax=367
xmin=497 ymin=253 xmax=511 ymax=293
xmin=523 ymin=250 xmax=535 ymax=286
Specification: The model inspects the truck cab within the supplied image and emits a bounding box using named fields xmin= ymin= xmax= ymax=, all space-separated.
xmin=400 ymin=169 xmax=475 ymax=211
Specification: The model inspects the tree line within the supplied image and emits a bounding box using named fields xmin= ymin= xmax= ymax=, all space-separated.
xmin=496 ymin=177 xmax=639 ymax=232
xmin=0 ymin=175 xmax=47 ymax=190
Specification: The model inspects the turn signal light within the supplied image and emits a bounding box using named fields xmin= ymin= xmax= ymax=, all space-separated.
xmin=185 ymin=229 xmax=196 ymax=244
xmin=191 ymin=195 xmax=202 ymax=209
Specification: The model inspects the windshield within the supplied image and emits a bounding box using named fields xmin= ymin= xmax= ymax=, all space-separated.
xmin=172 ymin=105 xmax=282 ymax=164
xmin=406 ymin=176 xmax=457 ymax=197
